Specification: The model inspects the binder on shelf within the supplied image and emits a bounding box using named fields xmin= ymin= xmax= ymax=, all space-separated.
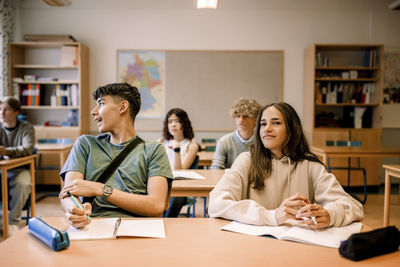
xmin=61 ymin=84 xmax=68 ymax=106
xmin=35 ymin=84 xmax=41 ymax=106
xmin=32 ymin=84 xmax=36 ymax=106
xmin=71 ymin=84 xmax=79 ymax=106
xmin=27 ymin=84 xmax=33 ymax=106
xmin=55 ymin=84 xmax=61 ymax=106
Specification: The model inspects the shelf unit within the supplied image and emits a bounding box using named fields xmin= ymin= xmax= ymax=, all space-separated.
xmin=304 ymin=44 xmax=384 ymax=186
xmin=8 ymin=42 xmax=89 ymax=141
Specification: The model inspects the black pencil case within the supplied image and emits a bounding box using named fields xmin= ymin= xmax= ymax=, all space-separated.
xmin=339 ymin=226 xmax=400 ymax=261
xmin=28 ymin=217 xmax=70 ymax=251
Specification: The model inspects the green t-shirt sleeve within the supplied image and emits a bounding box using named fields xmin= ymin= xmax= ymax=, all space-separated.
xmin=147 ymin=143 xmax=173 ymax=181
xmin=59 ymin=135 xmax=90 ymax=180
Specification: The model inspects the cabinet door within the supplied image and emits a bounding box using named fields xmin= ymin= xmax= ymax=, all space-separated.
xmin=350 ymin=128 xmax=382 ymax=186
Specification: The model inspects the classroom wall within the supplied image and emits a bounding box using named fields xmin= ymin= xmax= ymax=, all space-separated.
xmin=14 ymin=0 xmax=400 ymax=142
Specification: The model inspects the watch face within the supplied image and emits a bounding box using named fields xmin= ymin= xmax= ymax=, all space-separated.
xmin=103 ymin=184 xmax=113 ymax=194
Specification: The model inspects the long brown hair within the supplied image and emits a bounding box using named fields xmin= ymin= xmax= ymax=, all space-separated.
xmin=248 ymin=102 xmax=323 ymax=190
xmin=162 ymin=108 xmax=195 ymax=140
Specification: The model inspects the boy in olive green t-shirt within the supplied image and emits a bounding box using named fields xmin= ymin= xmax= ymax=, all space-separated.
xmin=59 ymin=83 xmax=173 ymax=229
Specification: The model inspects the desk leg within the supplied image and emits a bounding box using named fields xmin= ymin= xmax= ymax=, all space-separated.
xmin=383 ymin=169 xmax=391 ymax=227
xmin=1 ymin=166 xmax=9 ymax=239
xmin=30 ymin=159 xmax=36 ymax=217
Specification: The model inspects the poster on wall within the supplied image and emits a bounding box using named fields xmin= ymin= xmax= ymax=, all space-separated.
xmin=117 ymin=50 xmax=165 ymax=118
xmin=383 ymin=51 xmax=400 ymax=104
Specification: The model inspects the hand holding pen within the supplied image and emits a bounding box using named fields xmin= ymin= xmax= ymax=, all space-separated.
xmin=67 ymin=191 xmax=92 ymax=228
xmin=296 ymin=202 xmax=331 ymax=229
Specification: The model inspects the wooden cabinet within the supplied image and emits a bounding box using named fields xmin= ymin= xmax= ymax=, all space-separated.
xmin=304 ymin=44 xmax=384 ymax=186
xmin=313 ymin=128 xmax=381 ymax=186
xmin=8 ymin=42 xmax=89 ymax=140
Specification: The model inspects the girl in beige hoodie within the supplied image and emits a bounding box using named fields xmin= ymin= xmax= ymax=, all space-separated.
xmin=208 ymin=102 xmax=363 ymax=229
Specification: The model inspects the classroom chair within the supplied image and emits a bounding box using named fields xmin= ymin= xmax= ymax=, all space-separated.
xmin=201 ymin=138 xmax=216 ymax=143
xmin=165 ymin=155 xmax=208 ymax=218
xmin=326 ymin=140 xmax=367 ymax=204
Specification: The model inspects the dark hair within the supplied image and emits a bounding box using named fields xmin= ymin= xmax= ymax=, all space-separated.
xmin=93 ymin=82 xmax=141 ymax=122
xmin=162 ymin=108 xmax=195 ymax=140
xmin=0 ymin=96 xmax=21 ymax=113
xmin=248 ymin=102 xmax=323 ymax=190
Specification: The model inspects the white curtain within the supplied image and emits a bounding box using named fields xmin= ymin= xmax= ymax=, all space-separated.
xmin=0 ymin=0 xmax=15 ymax=97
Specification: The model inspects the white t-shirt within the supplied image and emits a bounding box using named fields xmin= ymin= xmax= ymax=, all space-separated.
xmin=162 ymin=138 xmax=191 ymax=169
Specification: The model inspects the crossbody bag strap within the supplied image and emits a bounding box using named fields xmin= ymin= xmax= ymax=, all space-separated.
xmin=96 ymin=136 xmax=144 ymax=184
xmin=82 ymin=136 xmax=144 ymax=204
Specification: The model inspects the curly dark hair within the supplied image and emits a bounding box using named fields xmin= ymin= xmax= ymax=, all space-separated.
xmin=93 ymin=82 xmax=141 ymax=122
xmin=162 ymin=108 xmax=194 ymax=140
xmin=248 ymin=102 xmax=323 ymax=190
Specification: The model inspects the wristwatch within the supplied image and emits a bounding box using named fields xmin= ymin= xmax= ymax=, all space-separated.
xmin=173 ymin=147 xmax=181 ymax=153
xmin=101 ymin=184 xmax=113 ymax=200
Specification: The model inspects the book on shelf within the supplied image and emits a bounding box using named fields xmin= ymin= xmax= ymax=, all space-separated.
xmin=316 ymin=52 xmax=330 ymax=67
xmin=316 ymin=82 xmax=375 ymax=104
xmin=67 ymin=218 xmax=166 ymax=240
xmin=364 ymin=48 xmax=377 ymax=68
xmin=221 ymin=221 xmax=363 ymax=248
xmin=27 ymin=84 xmax=33 ymax=106
xmin=71 ymin=84 xmax=79 ymax=106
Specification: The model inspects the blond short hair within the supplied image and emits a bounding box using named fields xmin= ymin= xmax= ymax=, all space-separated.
xmin=230 ymin=98 xmax=262 ymax=118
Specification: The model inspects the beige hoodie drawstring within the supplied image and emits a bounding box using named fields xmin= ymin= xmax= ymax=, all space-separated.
xmin=273 ymin=157 xmax=276 ymax=207
xmin=288 ymin=157 xmax=291 ymax=197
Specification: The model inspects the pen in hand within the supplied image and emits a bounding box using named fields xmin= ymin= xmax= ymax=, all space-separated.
xmin=67 ymin=191 xmax=92 ymax=222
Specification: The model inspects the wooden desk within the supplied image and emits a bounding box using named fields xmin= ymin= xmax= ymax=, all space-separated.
xmin=383 ymin=164 xmax=400 ymax=227
xmin=35 ymin=143 xmax=73 ymax=170
xmin=171 ymin=169 xmax=224 ymax=197
xmin=310 ymin=145 xmax=400 ymax=167
xmin=0 ymin=154 xmax=36 ymax=239
xmin=311 ymin=145 xmax=400 ymax=203
xmin=35 ymin=143 xmax=72 ymax=188
xmin=1 ymin=217 xmax=399 ymax=266
xmin=198 ymin=151 xmax=214 ymax=167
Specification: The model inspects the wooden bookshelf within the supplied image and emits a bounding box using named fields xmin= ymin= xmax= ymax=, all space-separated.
xmin=8 ymin=41 xmax=89 ymax=140
xmin=304 ymin=44 xmax=384 ymax=186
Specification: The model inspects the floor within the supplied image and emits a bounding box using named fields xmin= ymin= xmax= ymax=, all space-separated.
xmin=1 ymin=187 xmax=399 ymax=242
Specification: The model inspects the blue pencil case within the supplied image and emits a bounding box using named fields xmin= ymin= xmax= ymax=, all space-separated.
xmin=28 ymin=217 xmax=70 ymax=251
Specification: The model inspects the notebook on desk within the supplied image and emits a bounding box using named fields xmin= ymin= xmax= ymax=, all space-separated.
xmin=221 ymin=221 xmax=362 ymax=248
xmin=67 ymin=218 xmax=166 ymax=240
xmin=172 ymin=170 xmax=205 ymax=180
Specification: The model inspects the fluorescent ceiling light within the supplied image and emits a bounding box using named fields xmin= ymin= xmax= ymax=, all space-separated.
xmin=197 ymin=0 xmax=219 ymax=9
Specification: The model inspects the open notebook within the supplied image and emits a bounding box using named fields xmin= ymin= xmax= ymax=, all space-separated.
xmin=67 ymin=218 xmax=166 ymax=240
xmin=172 ymin=170 xmax=205 ymax=180
xmin=221 ymin=221 xmax=363 ymax=248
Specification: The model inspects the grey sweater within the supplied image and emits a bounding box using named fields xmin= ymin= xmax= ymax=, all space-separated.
xmin=211 ymin=131 xmax=254 ymax=170
xmin=0 ymin=120 xmax=35 ymax=158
